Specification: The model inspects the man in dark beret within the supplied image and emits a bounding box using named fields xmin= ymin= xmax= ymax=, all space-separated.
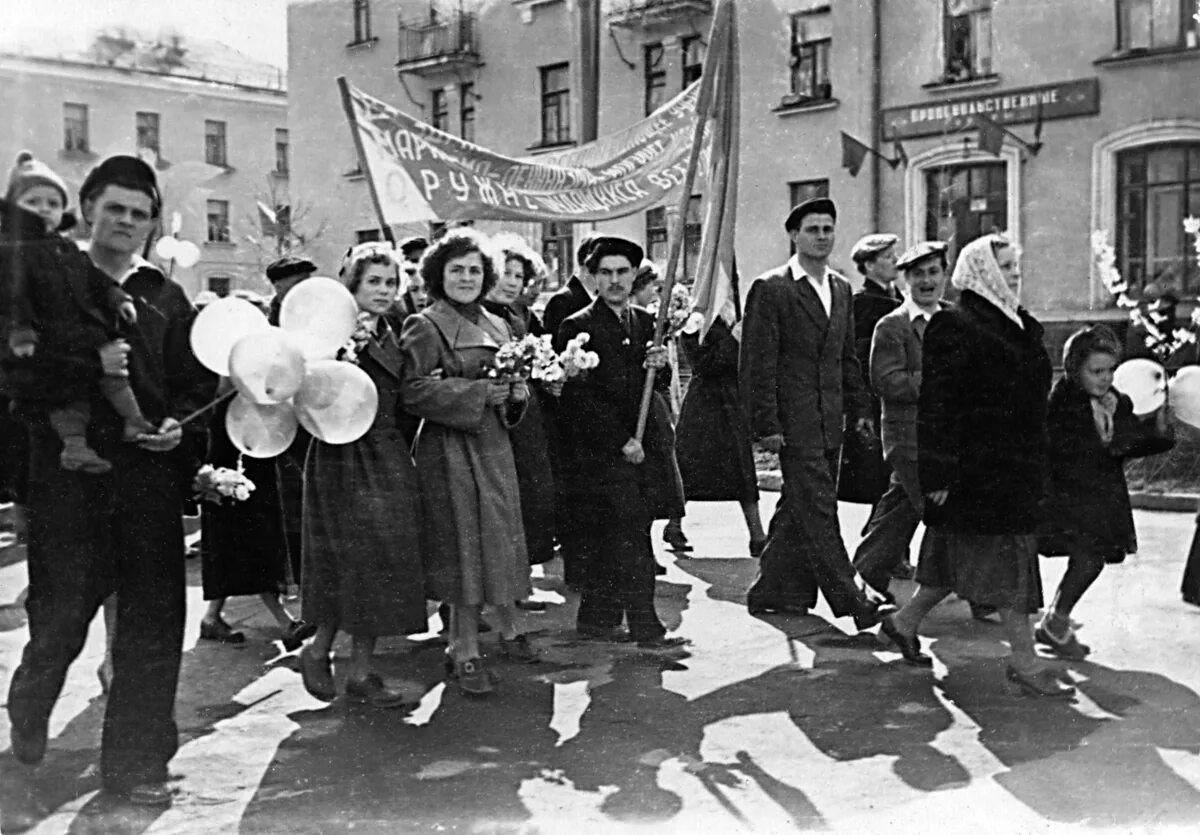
xmin=6 ymin=154 xmax=214 ymax=809
xmin=265 ymin=254 xmax=318 ymax=324
xmin=838 ymin=233 xmax=902 ymax=510
xmin=741 ymin=198 xmax=894 ymax=628
xmin=554 ymin=235 xmax=687 ymax=650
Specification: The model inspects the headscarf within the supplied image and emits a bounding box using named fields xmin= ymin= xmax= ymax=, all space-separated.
xmin=950 ymin=234 xmax=1022 ymax=329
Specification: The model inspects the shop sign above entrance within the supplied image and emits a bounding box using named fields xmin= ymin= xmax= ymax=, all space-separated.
xmin=881 ymin=78 xmax=1100 ymax=140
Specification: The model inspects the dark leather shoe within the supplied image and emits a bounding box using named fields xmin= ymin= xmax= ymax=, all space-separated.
xmin=345 ymin=674 xmax=416 ymax=709
xmin=199 ymin=617 xmax=245 ymax=644
xmin=1034 ymin=624 xmax=1091 ymax=660
xmin=116 ymin=782 xmax=174 ymax=807
xmin=280 ymin=620 xmax=317 ymax=652
xmin=10 ymin=722 xmax=47 ymax=766
xmin=299 ymin=647 xmax=336 ymax=702
xmin=746 ymin=598 xmax=808 ymax=616
xmin=447 ymin=657 xmax=495 ymax=696
xmin=880 ymin=615 xmax=933 ymax=667
xmin=498 ymin=633 xmax=540 ymax=663
xmin=577 ymin=624 xmax=634 ymax=642
xmin=852 ymin=600 xmax=897 ymax=631
xmin=636 ymin=635 xmax=691 ymax=653
xmin=514 ymin=598 xmax=548 ymax=612
xmin=1006 ymin=665 xmax=1076 ymax=699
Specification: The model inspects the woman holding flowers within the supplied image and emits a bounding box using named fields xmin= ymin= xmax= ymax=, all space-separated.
xmin=400 ymin=229 xmax=536 ymax=697
xmin=299 ymin=242 xmax=425 ymax=709
xmin=484 ymin=237 xmax=557 ymax=577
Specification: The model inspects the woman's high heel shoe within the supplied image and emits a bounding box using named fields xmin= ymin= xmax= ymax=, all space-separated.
xmin=1005 ymin=665 xmax=1076 ymax=700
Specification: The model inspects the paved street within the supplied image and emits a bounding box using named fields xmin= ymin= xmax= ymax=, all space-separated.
xmin=2 ymin=497 xmax=1200 ymax=834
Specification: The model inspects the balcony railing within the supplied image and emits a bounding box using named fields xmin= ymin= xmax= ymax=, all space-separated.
xmin=396 ymin=12 xmax=482 ymax=74
xmin=606 ymin=0 xmax=712 ymax=28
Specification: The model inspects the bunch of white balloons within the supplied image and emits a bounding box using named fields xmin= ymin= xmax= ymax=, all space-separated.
xmin=154 ymin=235 xmax=201 ymax=269
xmin=189 ymin=277 xmax=379 ymax=458
xmin=1113 ymin=358 xmax=1200 ymax=428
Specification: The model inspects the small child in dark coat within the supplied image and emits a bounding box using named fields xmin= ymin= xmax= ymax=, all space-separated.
xmin=1037 ymin=325 xmax=1174 ymax=658
xmin=0 ymin=151 xmax=153 ymax=473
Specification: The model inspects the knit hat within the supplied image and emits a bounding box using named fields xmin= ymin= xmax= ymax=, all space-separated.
xmin=5 ymin=151 xmax=69 ymax=207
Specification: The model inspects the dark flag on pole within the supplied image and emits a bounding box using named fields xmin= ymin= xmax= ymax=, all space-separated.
xmin=975 ymin=114 xmax=1006 ymax=156
xmin=891 ymin=139 xmax=909 ymax=170
xmin=840 ymin=131 xmax=871 ymax=177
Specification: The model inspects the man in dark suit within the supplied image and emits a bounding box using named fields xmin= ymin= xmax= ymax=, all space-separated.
xmin=838 ymin=233 xmax=901 ymax=507
xmin=741 ymin=198 xmax=892 ymax=629
xmin=542 ymin=233 xmax=599 ymax=338
xmin=852 ymin=241 xmax=949 ymax=600
xmin=555 ymin=236 xmax=687 ymax=651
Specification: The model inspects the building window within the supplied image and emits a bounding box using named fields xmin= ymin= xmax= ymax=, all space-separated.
xmin=63 ymin=103 xmax=89 ymax=153
xmin=541 ymin=221 xmax=574 ymax=289
xmin=1116 ymin=0 xmax=1200 ymax=51
xmin=460 ymin=83 xmax=476 ymax=142
xmin=431 ymin=88 xmax=449 ymax=132
xmin=645 ymin=196 xmax=703 ymax=285
xmin=787 ymin=179 xmax=830 ymax=253
xmin=205 ymin=120 xmax=227 ymax=167
xmin=1117 ymin=143 xmax=1200 ymax=295
xmin=206 ymin=199 xmax=231 ymax=243
xmin=208 ymin=276 xmax=232 ymax=296
xmin=356 ymin=228 xmax=382 ymax=243
xmin=274 ymin=128 xmax=289 ymax=175
xmin=788 ymin=11 xmax=832 ymax=104
xmin=136 ymin=111 xmax=160 ymax=154
xmin=943 ymin=0 xmax=993 ymax=82
xmin=681 ymin=36 xmax=704 ymax=87
xmin=352 ymin=0 xmax=372 ymax=43
xmin=644 ymin=42 xmax=666 ymax=115
xmin=539 ymin=63 xmax=571 ymax=146
xmin=924 ymin=162 xmax=1007 ymax=265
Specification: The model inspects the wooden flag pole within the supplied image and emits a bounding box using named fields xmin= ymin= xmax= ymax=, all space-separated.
xmin=337 ymin=76 xmax=396 ymax=245
xmin=633 ymin=0 xmax=728 ymax=443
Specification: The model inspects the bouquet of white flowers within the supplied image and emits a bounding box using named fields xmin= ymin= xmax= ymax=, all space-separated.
xmin=193 ymin=460 xmax=256 ymax=505
xmin=336 ymin=313 xmax=375 ymax=365
xmin=648 ymin=283 xmax=694 ymax=337
xmin=490 ymin=333 xmax=559 ymax=380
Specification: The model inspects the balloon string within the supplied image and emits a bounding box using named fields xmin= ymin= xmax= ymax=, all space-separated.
xmin=175 ymin=388 xmax=237 ymax=428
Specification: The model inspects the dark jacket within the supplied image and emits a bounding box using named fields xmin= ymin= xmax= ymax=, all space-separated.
xmin=852 ymin=279 xmax=902 ymax=375
xmin=1039 ymin=377 xmax=1173 ymax=561
xmin=675 ymin=317 xmax=758 ymax=502
xmin=541 ymin=275 xmax=591 ymax=340
xmin=739 ymin=263 xmax=868 ymax=453
xmin=556 ymin=299 xmax=684 ymax=521
xmin=918 ymin=290 xmax=1052 ymax=534
xmin=0 ymin=200 xmax=129 ymax=407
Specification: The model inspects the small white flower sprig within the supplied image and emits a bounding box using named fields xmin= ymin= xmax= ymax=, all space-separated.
xmin=647 ymin=284 xmax=693 ymax=338
xmin=193 ymin=458 xmax=256 ymax=505
xmin=336 ymin=313 xmax=375 ymax=365
xmin=553 ymin=331 xmax=600 ymax=381
xmin=1092 ymin=220 xmax=1200 ymax=362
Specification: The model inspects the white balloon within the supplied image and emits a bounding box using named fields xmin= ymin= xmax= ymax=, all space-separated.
xmin=1169 ymin=365 xmax=1200 ymax=429
xmin=279 ymin=276 xmax=359 ymax=360
xmin=189 ymin=297 xmax=271 ymax=376
xmin=175 ymin=240 xmax=201 ymax=268
xmin=228 ymin=328 xmax=307 ymax=404
xmin=155 ymin=236 xmax=180 ymax=260
xmin=293 ymin=359 xmax=378 ymax=444
xmin=225 ymin=395 xmax=299 ymax=459
xmin=1113 ymin=358 xmax=1167 ymax=416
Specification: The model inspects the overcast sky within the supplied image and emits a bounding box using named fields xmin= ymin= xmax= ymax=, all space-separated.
xmin=3 ymin=0 xmax=289 ymax=68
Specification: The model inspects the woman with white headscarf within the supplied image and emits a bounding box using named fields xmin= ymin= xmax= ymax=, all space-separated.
xmin=877 ymin=234 xmax=1073 ymax=699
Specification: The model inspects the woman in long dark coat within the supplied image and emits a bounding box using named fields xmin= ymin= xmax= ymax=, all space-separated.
xmin=400 ymin=229 xmax=536 ymax=698
xmin=674 ymin=309 xmax=766 ymax=557
xmin=300 ymin=243 xmax=426 ymax=709
xmin=879 ymin=234 xmax=1073 ymax=699
xmin=483 ymin=240 xmax=556 ymax=576
xmin=198 ymin=391 xmax=313 ymax=649
xmin=1037 ymin=325 xmax=1173 ymax=657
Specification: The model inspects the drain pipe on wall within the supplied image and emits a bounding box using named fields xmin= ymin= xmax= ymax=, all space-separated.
xmin=870 ymin=0 xmax=882 ymax=230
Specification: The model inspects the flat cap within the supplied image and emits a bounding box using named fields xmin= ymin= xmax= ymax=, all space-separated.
xmin=398 ymin=235 xmax=429 ymax=258
xmin=79 ymin=155 xmax=160 ymax=213
xmin=850 ymin=233 xmax=900 ymax=264
xmin=584 ymin=235 xmax=644 ymax=270
xmin=784 ymin=197 xmax=837 ymax=232
xmin=895 ymin=240 xmax=949 ymax=271
xmin=265 ymin=255 xmax=318 ymax=283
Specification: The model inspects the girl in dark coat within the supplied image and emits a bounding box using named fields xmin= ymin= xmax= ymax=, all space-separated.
xmin=880 ymin=234 xmax=1072 ymax=699
xmin=674 ymin=309 xmax=766 ymax=556
xmin=1037 ymin=325 xmax=1173 ymax=658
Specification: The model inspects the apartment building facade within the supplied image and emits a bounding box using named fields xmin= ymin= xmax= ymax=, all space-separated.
xmin=0 ymin=37 xmax=289 ymax=299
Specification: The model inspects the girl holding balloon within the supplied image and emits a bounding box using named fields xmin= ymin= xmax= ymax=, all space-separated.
xmin=1036 ymin=325 xmax=1174 ymax=658
xmin=296 ymin=242 xmax=427 ymax=708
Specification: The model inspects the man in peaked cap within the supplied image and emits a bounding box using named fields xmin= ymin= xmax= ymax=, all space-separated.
xmin=839 ymin=232 xmax=903 ymax=509
xmin=741 ymin=197 xmax=895 ymax=629
xmin=6 ymin=153 xmax=213 ymax=809
xmin=265 ymin=254 xmax=318 ymax=324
